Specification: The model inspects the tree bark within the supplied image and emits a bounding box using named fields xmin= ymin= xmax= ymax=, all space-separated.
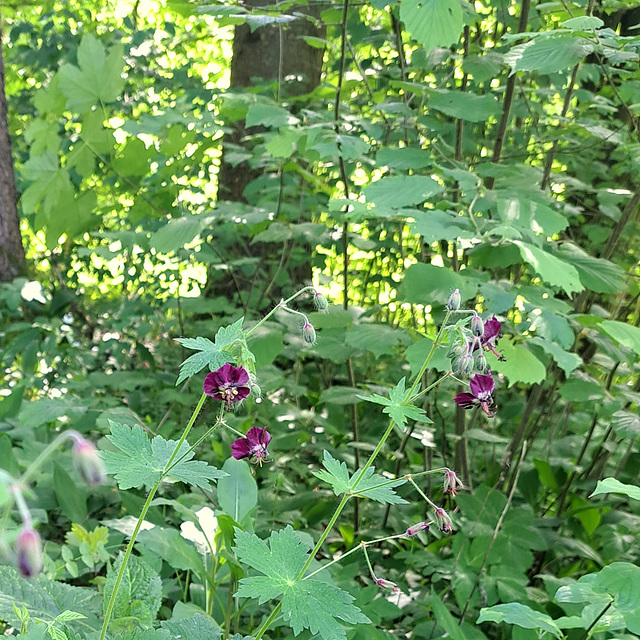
xmin=0 ymin=18 xmax=26 ymax=282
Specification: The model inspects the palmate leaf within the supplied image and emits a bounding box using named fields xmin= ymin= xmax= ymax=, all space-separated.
xmin=358 ymin=378 xmax=431 ymax=429
xmin=100 ymin=421 xmax=225 ymax=490
xmin=234 ymin=526 xmax=370 ymax=640
xmin=175 ymin=317 xmax=251 ymax=384
xmin=314 ymin=451 xmax=407 ymax=504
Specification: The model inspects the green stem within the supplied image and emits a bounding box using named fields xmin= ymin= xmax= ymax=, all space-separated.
xmin=246 ymin=286 xmax=316 ymax=338
xmin=99 ymin=392 xmax=209 ymax=640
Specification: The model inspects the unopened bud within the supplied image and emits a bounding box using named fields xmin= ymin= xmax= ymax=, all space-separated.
xmin=470 ymin=314 xmax=484 ymax=337
xmin=404 ymin=521 xmax=430 ymax=537
xmin=434 ymin=507 xmax=454 ymax=533
xmin=72 ymin=437 xmax=106 ymax=486
xmin=453 ymin=353 xmax=474 ymax=378
xmin=16 ymin=527 xmax=43 ymax=578
xmin=251 ymin=383 xmax=262 ymax=401
xmin=302 ymin=321 xmax=316 ymax=345
xmin=313 ymin=291 xmax=329 ymax=312
xmin=375 ymin=577 xmax=400 ymax=593
xmin=446 ymin=289 xmax=461 ymax=311
xmin=474 ymin=352 xmax=488 ymax=374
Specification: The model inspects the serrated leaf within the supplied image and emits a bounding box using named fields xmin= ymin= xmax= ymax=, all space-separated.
xmin=556 ymin=244 xmax=626 ymax=293
xmin=234 ymin=526 xmax=370 ymax=640
xmin=101 ymin=421 xmax=225 ymax=490
xmin=514 ymin=241 xmax=584 ymax=295
xmin=161 ymin=613 xmax=222 ymax=640
xmin=314 ymin=451 xmax=407 ymax=504
xmin=363 ymin=175 xmax=443 ymax=209
xmin=599 ymin=320 xmax=640 ymax=355
xmin=428 ymin=91 xmax=500 ymax=122
xmin=477 ymin=603 xmax=562 ymax=638
xmin=590 ymin=477 xmax=640 ymax=501
xmin=104 ymin=553 xmax=162 ymax=629
xmin=358 ymin=378 xmax=430 ymax=429
xmin=487 ymin=338 xmax=547 ymax=386
xmin=400 ymin=0 xmax=463 ymax=53
xmin=0 ymin=566 xmax=100 ymax=630
xmin=176 ymin=317 xmax=250 ymax=384
xmin=610 ymin=411 xmax=640 ymax=438
xmin=529 ymin=337 xmax=582 ymax=375
xmin=504 ymin=36 xmax=593 ymax=74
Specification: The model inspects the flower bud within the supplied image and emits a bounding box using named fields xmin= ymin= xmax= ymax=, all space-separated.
xmin=302 ymin=321 xmax=316 ymax=345
xmin=375 ymin=577 xmax=400 ymax=593
xmin=474 ymin=352 xmax=488 ymax=374
xmin=470 ymin=314 xmax=484 ymax=337
xmin=404 ymin=521 xmax=430 ymax=537
xmin=313 ymin=291 xmax=329 ymax=312
xmin=16 ymin=527 xmax=43 ymax=578
xmin=452 ymin=353 xmax=474 ymax=378
xmin=446 ymin=289 xmax=461 ymax=311
xmin=434 ymin=507 xmax=454 ymax=533
xmin=72 ymin=437 xmax=106 ymax=486
xmin=251 ymin=383 xmax=262 ymax=402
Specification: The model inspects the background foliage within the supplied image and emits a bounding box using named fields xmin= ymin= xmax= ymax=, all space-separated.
xmin=1 ymin=0 xmax=640 ymax=638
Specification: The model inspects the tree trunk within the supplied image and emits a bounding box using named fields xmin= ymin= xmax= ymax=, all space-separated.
xmin=0 ymin=18 xmax=26 ymax=282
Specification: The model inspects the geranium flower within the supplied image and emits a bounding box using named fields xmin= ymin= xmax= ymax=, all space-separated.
xmin=231 ymin=427 xmax=271 ymax=464
xmin=481 ymin=315 xmax=504 ymax=360
xmin=443 ymin=468 xmax=464 ymax=495
xmin=204 ymin=363 xmax=250 ymax=408
xmin=454 ymin=373 xmax=495 ymax=417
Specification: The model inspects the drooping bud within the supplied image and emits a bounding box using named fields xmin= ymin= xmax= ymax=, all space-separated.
xmin=434 ymin=507 xmax=454 ymax=533
xmin=375 ymin=577 xmax=400 ymax=594
xmin=302 ymin=321 xmax=316 ymax=345
xmin=72 ymin=437 xmax=106 ymax=486
xmin=251 ymin=383 xmax=262 ymax=403
xmin=16 ymin=527 xmax=43 ymax=578
xmin=452 ymin=353 xmax=474 ymax=378
xmin=313 ymin=291 xmax=329 ymax=312
xmin=404 ymin=521 xmax=430 ymax=537
xmin=443 ymin=469 xmax=464 ymax=495
xmin=470 ymin=314 xmax=484 ymax=337
xmin=474 ymin=352 xmax=488 ymax=374
xmin=446 ymin=289 xmax=461 ymax=311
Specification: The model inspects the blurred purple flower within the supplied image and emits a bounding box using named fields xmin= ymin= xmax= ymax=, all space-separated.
xmin=232 ymin=427 xmax=271 ymax=464
xmin=16 ymin=527 xmax=43 ymax=578
xmin=454 ymin=373 xmax=495 ymax=417
xmin=204 ymin=363 xmax=250 ymax=408
xmin=443 ymin=468 xmax=464 ymax=495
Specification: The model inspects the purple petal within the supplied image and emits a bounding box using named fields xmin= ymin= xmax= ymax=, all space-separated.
xmin=203 ymin=371 xmax=221 ymax=396
xmin=454 ymin=392 xmax=477 ymax=409
xmin=230 ymin=365 xmax=249 ymax=386
xmin=245 ymin=427 xmax=271 ymax=448
xmin=482 ymin=316 xmax=501 ymax=343
xmin=470 ymin=374 xmax=494 ymax=400
xmin=231 ymin=437 xmax=251 ymax=459
xmin=235 ymin=386 xmax=251 ymax=402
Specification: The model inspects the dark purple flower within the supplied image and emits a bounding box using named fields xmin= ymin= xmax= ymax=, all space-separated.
xmin=231 ymin=427 xmax=271 ymax=464
xmin=481 ymin=315 xmax=504 ymax=360
xmin=454 ymin=373 xmax=495 ymax=417
xmin=434 ymin=507 xmax=454 ymax=534
xmin=204 ymin=363 xmax=250 ymax=408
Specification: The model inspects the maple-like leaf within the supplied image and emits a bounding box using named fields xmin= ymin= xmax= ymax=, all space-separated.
xmin=358 ymin=378 xmax=431 ymax=429
xmin=234 ymin=526 xmax=370 ymax=640
xmin=100 ymin=421 xmax=225 ymax=490
xmin=313 ymin=451 xmax=407 ymax=504
xmin=175 ymin=317 xmax=255 ymax=384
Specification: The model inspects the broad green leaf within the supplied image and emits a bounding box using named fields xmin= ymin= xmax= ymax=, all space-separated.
xmin=363 ymin=175 xmax=443 ymax=209
xmin=176 ymin=317 xmax=251 ymax=384
xmin=504 ymin=36 xmax=593 ymax=74
xmin=136 ymin=526 xmax=206 ymax=574
xmin=487 ymin=338 xmax=547 ymax=386
xmin=401 ymin=262 xmax=478 ymax=305
xmin=514 ymin=241 xmax=584 ymax=295
xmin=245 ymin=104 xmax=299 ymax=128
xmin=405 ymin=337 xmax=450 ymax=374
xmin=411 ymin=209 xmax=474 ymax=244
xmin=431 ymin=589 xmax=466 ymax=640
xmin=234 ymin=526 xmax=370 ymax=640
xmin=53 ymin=463 xmax=88 ymax=523
xmin=400 ymin=0 xmax=463 ymax=53
xmin=529 ymin=310 xmax=575 ymax=350
xmin=428 ymin=91 xmax=500 ymax=122
xmin=556 ymin=244 xmax=626 ymax=293
xmin=529 ymin=337 xmax=582 ymax=375
xmin=345 ymin=323 xmax=411 ymax=357
xmin=58 ymin=34 xmax=125 ymax=112
xmin=496 ymin=197 xmax=568 ymax=237
xmin=610 ymin=410 xmax=640 ymax=438
xmin=376 ymin=147 xmax=432 ymax=169
xmin=357 ymin=378 xmax=431 ymax=429
xmin=217 ymin=457 xmax=258 ymax=523
xmin=599 ymin=320 xmax=640 ymax=355
xmin=313 ymin=451 xmax=407 ymax=504
xmin=101 ymin=421 xmax=225 ymax=490
xmin=161 ymin=614 xmax=222 ymax=640
xmin=104 ymin=553 xmax=162 ymax=628
xmin=590 ymin=477 xmax=640 ymax=501
xmin=562 ymin=16 xmax=604 ymax=29
xmin=477 ymin=603 xmax=562 ymax=638
xmin=557 ymin=379 xmax=605 ymax=402
xmin=318 ymin=386 xmax=363 ymax=405
xmin=150 ymin=213 xmax=217 ymax=253
xmin=0 ymin=566 xmax=100 ymax=630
